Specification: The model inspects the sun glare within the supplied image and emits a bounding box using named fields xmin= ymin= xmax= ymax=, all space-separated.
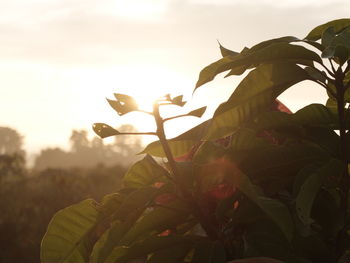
xmin=69 ymin=64 xmax=193 ymax=142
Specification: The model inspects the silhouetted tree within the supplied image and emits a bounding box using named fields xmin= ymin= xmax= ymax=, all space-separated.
xmin=0 ymin=127 xmax=25 ymax=178
xmin=34 ymin=148 xmax=72 ymax=170
xmin=70 ymin=130 xmax=89 ymax=153
xmin=0 ymin=127 xmax=24 ymax=155
xmin=33 ymin=125 xmax=142 ymax=170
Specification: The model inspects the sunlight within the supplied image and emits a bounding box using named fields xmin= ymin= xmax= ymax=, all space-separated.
xmin=111 ymin=0 xmax=169 ymax=20
xmin=68 ymin=64 xmax=194 ymax=142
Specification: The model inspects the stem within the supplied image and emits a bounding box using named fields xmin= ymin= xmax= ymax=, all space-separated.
xmin=336 ymin=69 xmax=349 ymax=220
xmin=163 ymin=114 xmax=192 ymax=122
xmin=329 ymin=59 xmax=337 ymax=74
xmin=319 ymin=61 xmax=336 ymax=78
xmin=335 ymin=65 xmax=350 ymax=259
xmin=118 ymin=132 xmax=157 ymax=136
xmin=152 ymin=102 xmax=220 ymax=240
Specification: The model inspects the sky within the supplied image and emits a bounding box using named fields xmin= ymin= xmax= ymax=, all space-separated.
xmin=0 ymin=0 xmax=349 ymax=157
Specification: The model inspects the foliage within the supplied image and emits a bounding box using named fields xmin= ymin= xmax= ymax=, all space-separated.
xmin=34 ymin=126 xmax=142 ymax=170
xmin=0 ymin=126 xmax=24 ymax=155
xmin=0 ymin=164 xmax=126 ymax=263
xmin=41 ymin=18 xmax=350 ymax=262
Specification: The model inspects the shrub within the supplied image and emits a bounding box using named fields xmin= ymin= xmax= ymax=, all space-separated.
xmin=41 ymin=18 xmax=350 ymax=263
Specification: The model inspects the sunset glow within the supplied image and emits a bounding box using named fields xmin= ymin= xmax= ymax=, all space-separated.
xmin=0 ymin=0 xmax=348 ymax=154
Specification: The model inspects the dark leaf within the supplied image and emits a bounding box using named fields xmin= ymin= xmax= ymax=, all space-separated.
xmin=305 ymin=18 xmax=350 ymax=41
xmin=187 ymin=106 xmax=207 ymax=118
xmin=93 ymin=123 xmax=120 ymax=139
xmin=196 ymin=42 xmax=319 ymax=90
xmin=295 ymin=158 xmax=343 ymax=225
xmin=104 ymin=235 xmax=192 ymax=263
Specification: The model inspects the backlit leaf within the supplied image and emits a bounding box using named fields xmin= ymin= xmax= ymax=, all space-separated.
xmin=119 ymin=200 xmax=190 ymax=245
xmin=123 ymin=155 xmax=169 ymax=188
xmin=140 ymin=120 xmax=210 ymax=157
xmin=187 ymin=106 xmax=207 ymax=118
xmin=93 ymin=123 xmax=120 ymax=139
xmin=305 ymin=18 xmax=350 ymax=41
xmin=204 ymin=63 xmax=309 ymax=140
xmin=41 ymin=199 xmax=100 ymax=263
xmin=195 ymin=42 xmax=319 ymax=90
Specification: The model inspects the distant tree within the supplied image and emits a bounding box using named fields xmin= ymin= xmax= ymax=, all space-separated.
xmin=33 ymin=148 xmax=72 ymax=171
xmin=0 ymin=127 xmax=25 ymax=178
xmin=69 ymin=130 xmax=89 ymax=153
xmin=34 ymin=125 xmax=142 ymax=170
xmin=0 ymin=153 xmax=25 ymax=178
xmin=0 ymin=127 xmax=24 ymax=155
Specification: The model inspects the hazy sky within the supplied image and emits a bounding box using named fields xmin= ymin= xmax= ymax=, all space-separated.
xmin=0 ymin=0 xmax=349 ymax=155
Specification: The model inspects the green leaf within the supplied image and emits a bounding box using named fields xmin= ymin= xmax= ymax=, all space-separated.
xmin=99 ymin=193 xmax=124 ymax=216
xmin=192 ymin=239 xmax=226 ymax=263
xmin=204 ymin=63 xmax=309 ymax=140
xmin=113 ymin=93 xmax=139 ymax=110
xmin=114 ymin=187 xmax=160 ymax=221
xmin=90 ymin=208 xmax=146 ymax=263
xmin=192 ymin=140 xmax=227 ymax=165
xmin=140 ymin=120 xmax=210 ymax=157
xmin=104 ymin=235 xmax=192 ymax=263
xmin=249 ymin=36 xmax=300 ymax=53
xmin=293 ymin=104 xmax=341 ymax=129
xmin=195 ymin=42 xmax=319 ymax=90
xmin=218 ymin=41 xmax=239 ymax=57
xmin=41 ymin=199 xmax=100 ymax=263
xmin=304 ymin=67 xmax=327 ymax=83
xmin=122 ymin=155 xmax=169 ymax=188
xmin=187 ymin=106 xmax=207 ymax=118
xmin=119 ymin=200 xmax=190 ymax=245
xmin=321 ymin=26 xmax=336 ymax=47
xmin=172 ymin=95 xmax=186 ymax=107
xmin=222 ymin=165 xmax=294 ymax=241
xmin=107 ymin=93 xmax=139 ymax=115
xmin=321 ymin=27 xmax=350 ymax=64
xmin=305 ymin=18 xmax=350 ymax=41
xmin=93 ymin=123 xmax=120 ymax=139
xmin=295 ymin=158 xmax=343 ymax=225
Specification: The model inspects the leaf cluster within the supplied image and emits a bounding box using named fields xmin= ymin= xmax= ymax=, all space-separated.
xmin=41 ymin=18 xmax=350 ymax=263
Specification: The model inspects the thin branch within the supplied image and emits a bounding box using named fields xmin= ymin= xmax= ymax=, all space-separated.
xmin=163 ymin=114 xmax=191 ymax=122
xmin=329 ymin=58 xmax=337 ymax=74
xmin=118 ymin=131 xmax=157 ymax=136
xmin=318 ymin=60 xmax=336 ymax=78
xmin=152 ymin=102 xmax=221 ymax=240
xmin=137 ymin=109 xmax=154 ymax=115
